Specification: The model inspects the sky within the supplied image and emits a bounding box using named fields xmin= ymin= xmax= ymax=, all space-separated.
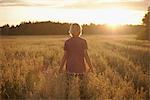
xmin=0 ymin=0 xmax=149 ymax=26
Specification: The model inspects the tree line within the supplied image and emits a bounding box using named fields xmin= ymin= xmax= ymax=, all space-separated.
xmin=0 ymin=21 xmax=144 ymax=36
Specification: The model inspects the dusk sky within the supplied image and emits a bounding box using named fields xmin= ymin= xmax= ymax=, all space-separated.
xmin=0 ymin=0 xmax=149 ymax=26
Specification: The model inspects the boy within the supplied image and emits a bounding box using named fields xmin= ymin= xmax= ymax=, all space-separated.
xmin=59 ymin=23 xmax=93 ymax=99
xmin=59 ymin=23 xmax=93 ymax=73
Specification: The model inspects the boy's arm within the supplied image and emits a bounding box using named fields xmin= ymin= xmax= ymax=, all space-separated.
xmin=59 ymin=51 xmax=67 ymax=73
xmin=84 ymin=49 xmax=94 ymax=72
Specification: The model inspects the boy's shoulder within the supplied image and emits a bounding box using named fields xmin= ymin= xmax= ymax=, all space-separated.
xmin=65 ymin=37 xmax=86 ymax=42
xmin=78 ymin=37 xmax=86 ymax=41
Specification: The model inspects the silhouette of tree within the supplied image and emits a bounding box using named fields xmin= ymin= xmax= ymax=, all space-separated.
xmin=1 ymin=24 xmax=10 ymax=35
xmin=138 ymin=7 xmax=150 ymax=40
xmin=0 ymin=21 xmax=145 ymax=36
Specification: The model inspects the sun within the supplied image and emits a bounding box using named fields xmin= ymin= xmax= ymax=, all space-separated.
xmin=97 ymin=7 xmax=140 ymax=25
xmin=107 ymin=23 xmax=119 ymax=29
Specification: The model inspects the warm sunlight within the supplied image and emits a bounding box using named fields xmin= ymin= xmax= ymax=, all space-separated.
xmin=0 ymin=7 xmax=144 ymax=26
xmin=97 ymin=8 xmax=143 ymax=25
xmin=1 ymin=0 xmax=150 ymax=99
xmin=107 ymin=24 xmax=119 ymax=29
xmin=0 ymin=0 xmax=148 ymax=26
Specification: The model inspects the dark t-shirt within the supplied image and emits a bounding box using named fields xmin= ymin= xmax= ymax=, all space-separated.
xmin=64 ymin=37 xmax=88 ymax=73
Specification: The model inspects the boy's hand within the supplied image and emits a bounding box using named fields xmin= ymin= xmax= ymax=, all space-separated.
xmin=58 ymin=68 xmax=63 ymax=73
xmin=87 ymin=67 xmax=94 ymax=73
xmin=90 ymin=68 xmax=94 ymax=73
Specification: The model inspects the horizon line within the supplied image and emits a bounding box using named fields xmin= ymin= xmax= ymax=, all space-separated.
xmin=0 ymin=20 xmax=143 ymax=27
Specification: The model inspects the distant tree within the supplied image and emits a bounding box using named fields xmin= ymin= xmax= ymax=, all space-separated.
xmin=1 ymin=24 xmax=10 ymax=35
xmin=138 ymin=7 xmax=150 ymax=40
xmin=143 ymin=7 xmax=150 ymax=30
xmin=0 ymin=27 xmax=2 ymax=35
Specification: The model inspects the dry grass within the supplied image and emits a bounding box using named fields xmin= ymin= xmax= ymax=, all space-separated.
xmin=0 ymin=35 xmax=150 ymax=99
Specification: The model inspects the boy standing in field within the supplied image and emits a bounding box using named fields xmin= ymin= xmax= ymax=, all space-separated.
xmin=59 ymin=23 xmax=94 ymax=99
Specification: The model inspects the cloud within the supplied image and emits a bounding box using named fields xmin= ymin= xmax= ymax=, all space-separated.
xmin=0 ymin=0 xmax=19 ymax=3
xmin=0 ymin=0 xmax=77 ymax=7
xmin=0 ymin=0 xmax=29 ymax=6
xmin=62 ymin=0 xmax=150 ymax=11
xmin=96 ymin=0 xmax=144 ymax=3
xmin=0 ymin=0 xmax=149 ymax=11
xmin=0 ymin=0 xmax=54 ymax=6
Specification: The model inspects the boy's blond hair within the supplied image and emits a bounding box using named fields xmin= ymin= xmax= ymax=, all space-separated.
xmin=69 ymin=23 xmax=82 ymax=37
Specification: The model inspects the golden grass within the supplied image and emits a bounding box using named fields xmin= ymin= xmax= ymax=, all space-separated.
xmin=0 ymin=35 xmax=149 ymax=99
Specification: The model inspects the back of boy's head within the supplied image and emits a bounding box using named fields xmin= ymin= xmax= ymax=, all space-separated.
xmin=69 ymin=23 xmax=82 ymax=37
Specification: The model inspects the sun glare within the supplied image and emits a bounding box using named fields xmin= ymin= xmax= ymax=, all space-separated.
xmin=0 ymin=6 xmax=144 ymax=26
xmin=107 ymin=24 xmax=119 ymax=29
xmin=99 ymin=8 xmax=141 ymax=25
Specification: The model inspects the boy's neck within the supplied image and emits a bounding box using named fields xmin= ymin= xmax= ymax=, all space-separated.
xmin=72 ymin=36 xmax=79 ymax=38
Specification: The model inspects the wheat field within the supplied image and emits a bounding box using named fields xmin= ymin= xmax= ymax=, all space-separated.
xmin=0 ymin=35 xmax=150 ymax=100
